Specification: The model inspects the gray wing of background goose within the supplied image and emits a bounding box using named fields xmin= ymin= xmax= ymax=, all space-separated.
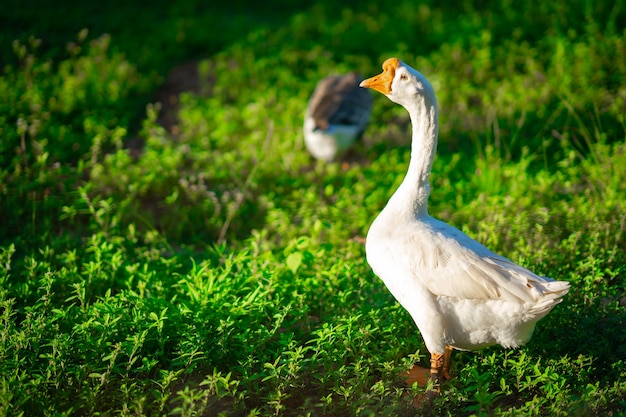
xmin=308 ymin=73 xmax=373 ymax=132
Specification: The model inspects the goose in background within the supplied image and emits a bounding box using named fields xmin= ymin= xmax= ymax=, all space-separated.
xmin=304 ymin=72 xmax=373 ymax=162
xmin=360 ymin=58 xmax=570 ymax=396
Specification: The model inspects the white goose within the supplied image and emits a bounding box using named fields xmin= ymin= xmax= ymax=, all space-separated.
xmin=304 ymin=72 xmax=373 ymax=162
xmin=360 ymin=58 xmax=570 ymax=392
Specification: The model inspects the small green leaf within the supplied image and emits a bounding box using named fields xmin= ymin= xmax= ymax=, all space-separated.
xmin=286 ymin=252 xmax=303 ymax=274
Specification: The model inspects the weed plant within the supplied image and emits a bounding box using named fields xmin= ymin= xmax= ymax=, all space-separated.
xmin=1 ymin=0 xmax=626 ymax=416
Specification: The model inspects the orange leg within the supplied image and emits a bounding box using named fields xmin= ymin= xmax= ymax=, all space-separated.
xmin=442 ymin=345 xmax=453 ymax=380
xmin=429 ymin=352 xmax=445 ymax=393
xmin=406 ymin=348 xmax=454 ymax=407
xmin=406 ymin=346 xmax=454 ymax=391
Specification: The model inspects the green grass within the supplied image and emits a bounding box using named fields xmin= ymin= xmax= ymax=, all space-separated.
xmin=1 ymin=0 xmax=626 ymax=415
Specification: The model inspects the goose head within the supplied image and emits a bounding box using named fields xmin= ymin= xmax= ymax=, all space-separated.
xmin=360 ymin=58 xmax=436 ymax=111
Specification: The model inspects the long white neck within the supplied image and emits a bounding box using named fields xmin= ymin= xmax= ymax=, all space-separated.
xmin=386 ymin=95 xmax=438 ymax=219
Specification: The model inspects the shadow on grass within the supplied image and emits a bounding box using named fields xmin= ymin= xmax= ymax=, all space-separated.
xmin=528 ymin=296 xmax=626 ymax=382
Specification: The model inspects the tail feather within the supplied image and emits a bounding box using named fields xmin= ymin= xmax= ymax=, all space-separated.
xmin=530 ymin=280 xmax=570 ymax=319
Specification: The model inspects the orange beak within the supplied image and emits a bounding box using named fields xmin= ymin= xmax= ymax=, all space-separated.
xmin=359 ymin=57 xmax=400 ymax=95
